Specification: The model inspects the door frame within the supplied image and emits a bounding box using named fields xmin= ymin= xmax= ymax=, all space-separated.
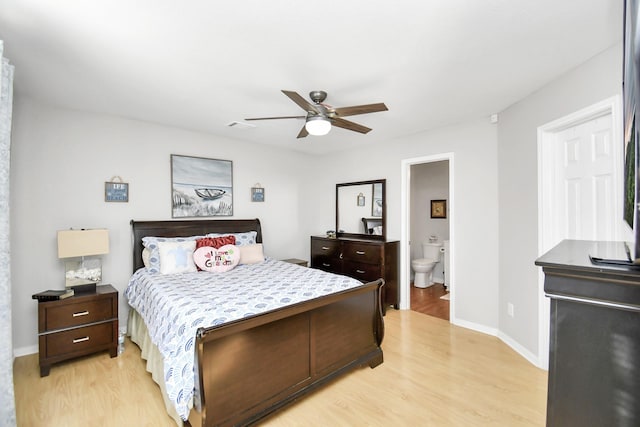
xmin=400 ymin=152 xmax=455 ymax=319
xmin=537 ymin=95 xmax=623 ymax=369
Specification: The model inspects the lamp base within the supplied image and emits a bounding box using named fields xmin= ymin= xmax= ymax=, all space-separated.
xmin=69 ymin=283 xmax=97 ymax=294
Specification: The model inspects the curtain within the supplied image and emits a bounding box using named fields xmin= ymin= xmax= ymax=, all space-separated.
xmin=0 ymin=40 xmax=16 ymax=427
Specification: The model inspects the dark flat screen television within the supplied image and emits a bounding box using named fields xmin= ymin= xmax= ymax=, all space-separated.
xmin=624 ymin=0 xmax=640 ymax=262
xmin=591 ymin=0 xmax=640 ymax=266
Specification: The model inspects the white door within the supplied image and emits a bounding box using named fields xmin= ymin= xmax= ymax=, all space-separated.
xmin=538 ymin=97 xmax=622 ymax=370
xmin=556 ymin=113 xmax=616 ymax=240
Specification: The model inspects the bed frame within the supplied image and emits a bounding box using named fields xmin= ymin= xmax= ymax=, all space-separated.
xmin=130 ymin=219 xmax=385 ymax=427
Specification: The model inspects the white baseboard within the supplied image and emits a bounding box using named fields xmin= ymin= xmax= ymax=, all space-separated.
xmin=451 ymin=317 xmax=499 ymax=337
xmin=498 ymin=331 xmax=545 ymax=369
xmin=451 ymin=318 xmax=544 ymax=369
xmin=14 ymin=345 xmax=37 ymax=358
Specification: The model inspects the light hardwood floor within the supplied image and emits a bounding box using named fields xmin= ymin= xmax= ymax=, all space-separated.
xmin=14 ymin=310 xmax=547 ymax=426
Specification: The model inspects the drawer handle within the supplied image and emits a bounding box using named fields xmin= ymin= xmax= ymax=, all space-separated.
xmin=356 ymin=269 xmax=366 ymax=274
xmin=322 ymin=263 xmax=331 ymax=267
xmin=73 ymin=311 xmax=89 ymax=317
xmin=72 ymin=337 xmax=89 ymax=344
xmin=321 ymin=246 xmax=330 ymax=251
xmin=356 ymin=251 xmax=366 ymax=255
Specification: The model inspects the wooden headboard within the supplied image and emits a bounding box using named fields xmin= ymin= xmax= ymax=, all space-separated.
xmin=130 ymin=219 xmax=263 ymax=272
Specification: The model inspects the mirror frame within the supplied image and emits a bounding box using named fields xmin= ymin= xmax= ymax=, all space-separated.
xmin=336 ymin=179 xmax=386 ymax=240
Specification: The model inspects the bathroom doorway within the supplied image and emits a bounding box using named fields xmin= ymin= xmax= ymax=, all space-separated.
xmin=400 ymin=153 xmax=454 ymax=321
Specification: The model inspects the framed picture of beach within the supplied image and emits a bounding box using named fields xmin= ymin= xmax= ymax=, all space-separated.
xmin=171 ymin=154 xmax=233 ymax=217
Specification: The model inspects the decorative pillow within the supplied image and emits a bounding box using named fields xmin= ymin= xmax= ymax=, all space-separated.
xmin=193 ymin=244 xmax=240 ymax=272
xmin=194 ymin=236 xmax=236 ymax=270
xmin=206 ymin=231 xmax=257 ymax=247
xmin=158 ymin=241 xmax=197 ymax=275
xmin=196 ymin=235 xmax=236 ymax=249
xmin=239 ymin=244 xmax=265 ymax=265
xmin=142 ymin=235 xmax=203 ymax=273
xmin=142 ymin=248 xmax=151 ymax=268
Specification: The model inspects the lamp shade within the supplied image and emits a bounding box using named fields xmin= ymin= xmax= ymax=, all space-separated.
xmin=305 ymin=116 xmax=331 ymax=136
xmin=57 ymin=229 xmax=109 ymax=258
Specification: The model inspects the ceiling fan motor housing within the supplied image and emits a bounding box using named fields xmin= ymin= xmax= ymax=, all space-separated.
xmin=309 ymin=90 xmax=327 ymax=104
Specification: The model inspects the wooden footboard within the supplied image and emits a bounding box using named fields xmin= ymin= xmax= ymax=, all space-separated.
xmin=187 ymin=279 xmax=384 ymax=427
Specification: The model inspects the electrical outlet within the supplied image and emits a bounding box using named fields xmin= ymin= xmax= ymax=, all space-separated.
xmin=507 ymin=303 xmax=515 ymax=317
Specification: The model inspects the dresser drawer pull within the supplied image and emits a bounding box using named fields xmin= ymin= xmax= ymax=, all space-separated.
xmin=322 ymin=263 xmax=331 ymax=267
xmin=321 ymin=246 xmax=330 ymax=251
xmin=72 ymin=337 xmax=90 ymax=344
xmin=356 ymin=250 xmax=366 ymax=255
xmin=356 ymin=269 xmax=366 ymax=274
xmin=73 ymin=311 xmax=89 ymax=317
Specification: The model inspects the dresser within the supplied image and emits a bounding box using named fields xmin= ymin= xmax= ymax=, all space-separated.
xmin=37 ymin=284 xmax=118 ymax=376
xmin=536 ymin=240 xmax=640 ymax=426
xmin=311 ymin=236 xmax=399 ymax=309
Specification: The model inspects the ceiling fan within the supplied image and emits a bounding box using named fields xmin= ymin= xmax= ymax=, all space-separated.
xmin=245 ymin=90 xmax=388 ymax=138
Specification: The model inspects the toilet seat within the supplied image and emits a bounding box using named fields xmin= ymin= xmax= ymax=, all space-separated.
xmin=412 ymin=258 xmax=436 ymax=266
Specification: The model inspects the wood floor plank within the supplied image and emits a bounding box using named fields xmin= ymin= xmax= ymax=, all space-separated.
xmin=410 ymin=282 xmax=450 ymax=320
xmin=14 ymin=310 xmax=546 ymax=426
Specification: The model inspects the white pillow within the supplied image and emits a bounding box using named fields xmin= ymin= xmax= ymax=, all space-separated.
xmin=239 ymin=243 xmax=265 ymax=265
xmin=158 ymin=241 xmax=197 ymax=274
xmin=142 ymin=248 xmax=151 ymax=268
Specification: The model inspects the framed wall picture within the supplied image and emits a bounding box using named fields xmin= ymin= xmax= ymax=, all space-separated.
xmin=251 ymin=187 xmax=264 ymax=202
xmin=171 ymin=154 xmax=233 ymax=217
xmin=105 ymin=178 xmax=129 ymax=202
xmin=431 ymin=199 xmax=447 ymax=218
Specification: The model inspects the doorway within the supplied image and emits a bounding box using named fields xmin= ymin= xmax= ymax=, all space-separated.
xmin=537 ymin=96 xmax=623 ymax=368
xmin=401 ymin=153 xmax=454 ymax=321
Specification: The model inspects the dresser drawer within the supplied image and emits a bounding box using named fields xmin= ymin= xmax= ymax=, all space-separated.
xmin=313 ymin=257 xmax=343 ymax=273
xmin=42 ymin=298 xmax=115 ymax=332
xmin=311 ymin=238 xmax=341 ymax=258
xmin=343 ymin=261 xmax=383 ymax=282
xmin=342 ymin=242 xmax=382 ymax=264
xmin=42 ymin=322 xmax=115 ymax=359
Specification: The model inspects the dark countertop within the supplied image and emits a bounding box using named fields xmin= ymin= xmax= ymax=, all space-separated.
xmin=536 ymin=239 xmax=640 ymax=306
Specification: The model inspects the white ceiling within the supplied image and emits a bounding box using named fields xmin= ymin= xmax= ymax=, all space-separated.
xmin=0 ymin=0 xmax=622 ymax=154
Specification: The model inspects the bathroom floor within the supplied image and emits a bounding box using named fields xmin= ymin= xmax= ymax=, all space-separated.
xmin=410 ymin=282 xmax=449 ymax=321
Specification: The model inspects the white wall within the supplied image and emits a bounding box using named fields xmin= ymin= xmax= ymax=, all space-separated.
xmin=410 ymin=161 xmax=450 ymax=282
xmin=304 ymin=119 xmax=500 ymax=330
xmin=497 ymin=43 xmax=622 ymax=357
xmin=10 ymin=97 xmax=313 ymax=353
xmin=12 ymin=47 xmax=619 ymax=361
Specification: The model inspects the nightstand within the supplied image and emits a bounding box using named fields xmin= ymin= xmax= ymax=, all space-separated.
xmin=37 ymin=284 xmax=118 ymax=377
xmin=281 ymin=258 xmax=308 ymax=267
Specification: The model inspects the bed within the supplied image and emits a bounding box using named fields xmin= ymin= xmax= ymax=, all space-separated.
xmin=126 ymin=219 xmax=385 ymax=427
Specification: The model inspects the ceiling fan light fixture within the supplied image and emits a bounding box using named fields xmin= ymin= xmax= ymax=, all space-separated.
xmin=305 ymin=116 xmax=331 ymax=136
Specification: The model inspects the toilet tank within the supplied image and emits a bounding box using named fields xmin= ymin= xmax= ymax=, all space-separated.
xmin=422 ymin=242 xmax=443 ymax=260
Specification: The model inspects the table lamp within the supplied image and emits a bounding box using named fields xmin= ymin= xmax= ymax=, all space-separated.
xmin=57 ymin=228 xmax=109 ymax=293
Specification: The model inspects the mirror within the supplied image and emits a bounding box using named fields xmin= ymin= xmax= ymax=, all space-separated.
xmin=336 ymin=179 xmax=386 ymax=239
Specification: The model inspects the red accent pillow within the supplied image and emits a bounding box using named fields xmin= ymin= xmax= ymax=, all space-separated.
xmin=196 ymin=235 xmax=236 ymax=249
xmin=195 ymin=236 xmax=236 ymax=270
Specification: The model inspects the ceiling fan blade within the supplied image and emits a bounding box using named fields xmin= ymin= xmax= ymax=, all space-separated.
xmin=330 ymin=117 xmax=372 ymax=134
xmin=282 ymin=90 xmax=321 ymax=113
xmin=296 ymin=125 xmax=309 ymax=139
xmin=332 ymin=103 xmax=388 ymax=117
xmin=244 ymin=115 xmax=306 ymax=121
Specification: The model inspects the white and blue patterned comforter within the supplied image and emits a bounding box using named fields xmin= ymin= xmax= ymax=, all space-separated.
xmin=124 ymin=258 xmax=364 ymax=421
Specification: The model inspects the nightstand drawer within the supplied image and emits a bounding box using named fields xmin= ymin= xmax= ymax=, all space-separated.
xmin=42 ymin=298 xmax=114 ymax=332
xmin=42 ymin=322 xmax=115 ymax=359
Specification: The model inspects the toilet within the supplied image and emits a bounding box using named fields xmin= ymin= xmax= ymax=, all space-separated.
xmin=412 ymin=241 xmax=444 ymax=288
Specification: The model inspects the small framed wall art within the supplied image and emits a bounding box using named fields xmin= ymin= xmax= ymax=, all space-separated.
xmin=105 ymin=176 xmax=129 ymax=202
xmin=251 ymin=185 xmax=265 ymax=202
xmin=430 ymin=199 xmax=446 ymax=218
